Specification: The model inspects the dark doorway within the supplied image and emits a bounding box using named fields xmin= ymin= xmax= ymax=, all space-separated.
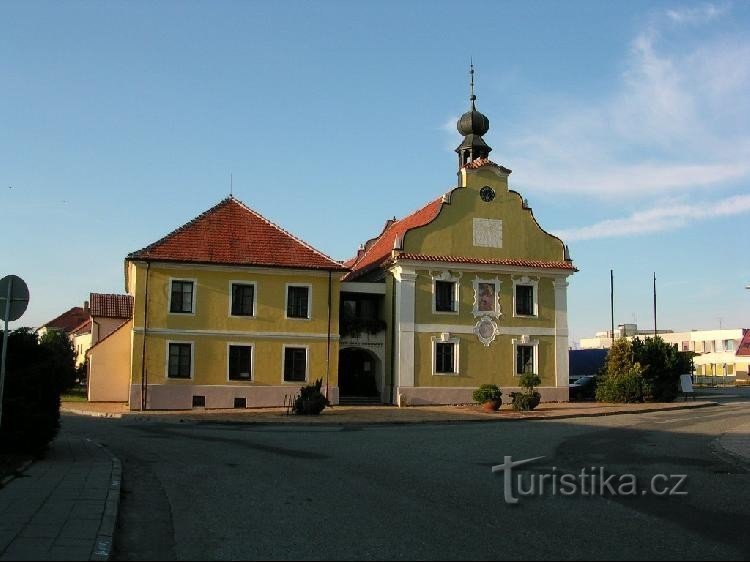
xmin=339 ymin=348 xmax=379 ymax=397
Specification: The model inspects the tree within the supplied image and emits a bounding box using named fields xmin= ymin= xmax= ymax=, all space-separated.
xmin=595 ymin=338 xmax=645 ymax=403
xmin=631 ymin=336 xmax=681 ymax=402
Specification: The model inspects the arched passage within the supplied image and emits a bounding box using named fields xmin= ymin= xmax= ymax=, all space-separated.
xmin=338 ymin=347 xmax=380 ymax=398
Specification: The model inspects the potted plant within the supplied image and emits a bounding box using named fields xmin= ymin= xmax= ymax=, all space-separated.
xmin=510 ymin=372 xmax=542 ymax=411
xmin=292 ymin=379 xmax=329 ymax=415
xmin=472 ymin=384 xmax=503 ymax=411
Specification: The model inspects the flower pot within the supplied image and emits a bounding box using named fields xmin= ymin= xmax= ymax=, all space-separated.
xmin=482 ymin=399 xmax=501 ymax=411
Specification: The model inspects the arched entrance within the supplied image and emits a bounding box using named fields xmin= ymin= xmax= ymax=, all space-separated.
xmin=339 ymin=348 xmax=380 ymax=398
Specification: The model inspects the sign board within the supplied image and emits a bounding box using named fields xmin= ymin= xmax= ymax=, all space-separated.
xmin=679 ymin=374 xmax=694 ymax=394
xmin=0 ymin=275 xmax=29 ymax=322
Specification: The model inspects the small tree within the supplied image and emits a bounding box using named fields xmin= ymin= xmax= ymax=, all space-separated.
xmin=511 ymin=372 xmax=542 ymax=411
xmin=595 ymin=338 xmax=646 ymax=403
xmin=632 ymin=336 xmax=681 ymax=402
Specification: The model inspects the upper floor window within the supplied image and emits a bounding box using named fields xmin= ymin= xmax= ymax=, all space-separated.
xmin=286 ymin=285 xmax=310 ymax=319
xmin=512 ymin=276 xmax=539 ymax=318
xmin=170 ymin=280 xmax=194 ymax=314
xmin=231 ymin=283 xmax=255 ymax=317
xmin=435 ymin=280 xmax=457 ymax=312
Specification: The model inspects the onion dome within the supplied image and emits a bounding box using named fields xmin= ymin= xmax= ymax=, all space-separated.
xmin=456 ymin=63 xmax=492 ymax=168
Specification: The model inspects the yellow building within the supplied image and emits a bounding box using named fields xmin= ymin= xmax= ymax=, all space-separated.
xmin=340 ymin=82 xmax=576 ymax=405
xmin=91 ymin=197 xmax=345 ymax=410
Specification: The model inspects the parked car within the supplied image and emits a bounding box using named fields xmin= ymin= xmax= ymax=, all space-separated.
xmin=569 ymin=375 xmax=598 ymax=401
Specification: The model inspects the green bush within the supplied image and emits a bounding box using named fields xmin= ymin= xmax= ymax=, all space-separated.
xmin=510 ymin=372 xmax=542 ymax=411
xmin=472 ymin=384 xmax=502 ymax=404
xmin=292 ymin=378 xmax=329 ymax=415
xmin=1 ymin=328 xmax=70 ymax=454
xmin=595 ymin=364 xmax=645 ymax=403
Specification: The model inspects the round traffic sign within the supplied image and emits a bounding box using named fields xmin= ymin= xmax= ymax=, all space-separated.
xmin=0 ymin=275 xmax=30 ymax=322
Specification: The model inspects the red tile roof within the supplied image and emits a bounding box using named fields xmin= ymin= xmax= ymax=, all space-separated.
xmin=737 ymin=329 xmax=750 ymax=357
xmin=395 ymin=254 xmax=578 ymax=271
xmin=463 ymin=157 xmax=512 ymax=174
xmin=40 ymin=307 xmax=90 ymax=333
xmin=344 ymin=196 xmax=444 ymax=280
xmin=70 ymin=318 xmax=92 ymax=336
xmin=128 ymin=197 xmax=346 ymax=271
xmin=90 ymin=293 xmax=133 ymax=319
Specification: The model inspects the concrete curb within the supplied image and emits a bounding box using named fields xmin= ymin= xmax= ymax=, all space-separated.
xmin=172 ymin=401 xmax=721 ymax=428
xmin=61 ymin=406 xmax=123 ymax=419
xmin=88 ymin=440 xmax=122 ymax=561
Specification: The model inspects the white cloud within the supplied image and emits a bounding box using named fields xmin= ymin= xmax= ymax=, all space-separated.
xmin=554 ymin=194 xmax=750 ymax=241
xmin=475 ymin=3 xmax=750 ymax=199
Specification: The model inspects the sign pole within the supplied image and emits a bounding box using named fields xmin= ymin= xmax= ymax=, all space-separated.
xmin=0 ymin=277 xmax=14 ymax=428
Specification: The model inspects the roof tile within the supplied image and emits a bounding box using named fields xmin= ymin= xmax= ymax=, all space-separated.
xmin=90 ymin=293 xmax=133 ymax=319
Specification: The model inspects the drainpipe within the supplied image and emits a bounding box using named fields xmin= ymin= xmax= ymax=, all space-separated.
xmin=140 ymin=262 xmax=151 ymax=410
xmin=326 ymin=270 xmax=332 ymax=403
xmin=390 ymin=274 xmax=396 ymax=404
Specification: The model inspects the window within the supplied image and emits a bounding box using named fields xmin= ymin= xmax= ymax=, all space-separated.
xmin=234 ymin=397 xmax=247 ymax=409
xmin=435 ymin=342 xmax=456 ymax=373
xmin=192 ymin=395 xmax=205 ymax=407
xmin=515 ymin=285 xmax=534 ymax=316
xmin=231 ymin=283 xmax=255 ymax=316
xmin=170 ymin=280 xmax=194 ymax=314
xmin=512 ymin=276 xmax=539 ymax=318
xmin=516 ymin=345 xmax=534 ymax=375
xmin=228 ymin=345 xmax=252 ymax=381
xmin=435 ymin=281 xmax=456 ymax=312
xmin=283 ymin=347 xmax=307 ymax=382
xmin=168 ymin=343 xmax=192 ymax=378
xmin=287 ymin=286 xmax=310 ymax=319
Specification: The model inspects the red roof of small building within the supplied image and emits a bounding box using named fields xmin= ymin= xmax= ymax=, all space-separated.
xmin=344 ymin=196 xmax=444 ymax=280
xmin=40 ymin=306 xmax=89 ymax=334
xmin=128 ymin=197 xmax=346 ymax=271
xmin=462 ymin=157 xmax=512 ymax=174
xmin=69 ymin=318 xmax=92 ymax=336
xmin=90 ymin=293 xmax=133 ymax=319
xmin=736 ymin=329 xmax=750 ymax=357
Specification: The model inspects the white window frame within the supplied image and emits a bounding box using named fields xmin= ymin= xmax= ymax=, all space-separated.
xmin=228 ymin=281 xmax=258 ymax=318
xmin=511 ymin=335 xmax=539 ymax=377
xmin=430 ymin=270 xmax=460 ymax=315
xmin=512 ymin=275 xmax=539 ymax=318
xmin=168 ymin=277 xmax=197 ymax=316
xmin=431 ymin=333 xmax=460 ymax=376
xmin=281 ymin=344 xmax=309 ymax=383
xmin=472 ymin=276 xmax=502 ymax=318
xmin=227 ymin=342 xmax=254 ymax=382
xmin=285 ymin=283 xmax=312 ymax=320
xmin=165 ymin=340 xmax=194 ymax=380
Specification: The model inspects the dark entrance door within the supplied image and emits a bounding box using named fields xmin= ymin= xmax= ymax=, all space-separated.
xmin=339 ymin=348 xmax=379 ymax=397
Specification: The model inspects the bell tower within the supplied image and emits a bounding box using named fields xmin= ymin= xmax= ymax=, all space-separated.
xmin=455 ymin=63 xmax=492 ymax=169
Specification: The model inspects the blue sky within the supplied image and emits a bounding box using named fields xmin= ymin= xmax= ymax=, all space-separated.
xmin=2 ymin=1 xmax=749 ymax=344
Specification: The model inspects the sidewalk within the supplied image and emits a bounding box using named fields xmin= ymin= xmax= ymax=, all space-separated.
xmin=0 ymin=433 xmax=121 ymax=561
xmin=718 ymin=422 xmax=750 ymax=465
xmin=61 ymin=398 xmax=720 ymax=425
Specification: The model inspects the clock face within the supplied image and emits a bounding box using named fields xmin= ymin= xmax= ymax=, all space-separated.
xmin=480 ymin=186 xmax=496 ymax=202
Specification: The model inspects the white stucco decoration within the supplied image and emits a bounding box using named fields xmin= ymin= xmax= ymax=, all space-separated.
xmin=474 ymin=316 xmax=498 ymax=347
xmin=473 ymin=218 xmax=502 ymax=248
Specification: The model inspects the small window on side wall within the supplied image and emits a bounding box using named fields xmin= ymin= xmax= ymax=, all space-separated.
xmin=228 ymin=345 xmax=252 ymax=381
xmin=231 ymin=283 xmax=255 ymax=316
xmin=287 ymin=286 xmax=310 ymax=319
xmin=284 ymin=347 xmax=307 ymax=382
xmin=168 ymin=342 xmax=192 ymax=378
xmin=170 ymin=280 xmax=194 ymax=313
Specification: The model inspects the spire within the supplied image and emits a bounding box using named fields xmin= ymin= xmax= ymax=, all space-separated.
xmin=456 ymin=62 xmax=492 ymax=170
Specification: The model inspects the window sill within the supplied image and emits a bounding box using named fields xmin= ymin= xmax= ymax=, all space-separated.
xmin=433 ymin=372 xmax=461 ymax=377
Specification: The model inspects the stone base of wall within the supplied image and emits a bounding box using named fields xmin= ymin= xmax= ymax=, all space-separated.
xmin=128 ymin=384 xmax=340 ymax=410
xmin=395 ymin=386 xmax=569 ymax=406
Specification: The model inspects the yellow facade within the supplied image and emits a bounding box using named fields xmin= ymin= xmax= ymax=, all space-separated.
xmin=126 ymin=261 xmax=341 ymax=409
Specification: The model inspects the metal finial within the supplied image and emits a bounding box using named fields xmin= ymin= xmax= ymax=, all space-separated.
xmin=469 ymin=59 xmax=476 ymax=109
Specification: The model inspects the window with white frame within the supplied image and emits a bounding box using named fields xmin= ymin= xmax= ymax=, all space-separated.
xmin=228 ymin=344 xmax=253 ymax=381
xmin=168 ymin=342 xmax=192 ymax=379
xmin=231 ymin=283 xmax=256 ymax=317
xmin=512 ymin=276 xmax=538 ymax=317
xmin=512 ymin=336 xmax=538 ymax=376
xmin=431 ymin=271 xmax=460 ymax=314
xmin=286 ymin=285 xmax=310 ymax=319
xmin=283 ymin=346 xmax=307 ymax=382
xmin=169 ymin=280 xmax=194 ymax=314
xmin=432 ymin=334 xmax=459 ymax=375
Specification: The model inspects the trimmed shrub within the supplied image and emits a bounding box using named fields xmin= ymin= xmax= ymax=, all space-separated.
xmin=511 ymin=372 xmax=542 ymax=411
xmin=472 ymin=384 xmax=502 ymax=404
xmin=595 ymin=364 xmax=645 ymax=403
xmin=292 ymin=379 xmax=329 ymax=415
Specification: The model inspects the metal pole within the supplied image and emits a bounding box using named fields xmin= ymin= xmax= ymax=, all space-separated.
xmin=0 ymin=278 xmax=14 ymax=428
xmin=610 ymin=269 xmax=614 ymax=345
xmin=653 ymin=272 xmax=657 ymax=337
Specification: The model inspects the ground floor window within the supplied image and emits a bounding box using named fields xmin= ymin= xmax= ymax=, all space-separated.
xmin=284 ymin=346 xmax=307 ymax=382
xmin=432 ymin=335 xmax=459 ymax=375
xmin=168 ymin=342 xmax=192 ymax=378
xmin=228 ymin=345 xmax=253 ymax=381
xmin=516 ymin=345 xmax=535 ymax=375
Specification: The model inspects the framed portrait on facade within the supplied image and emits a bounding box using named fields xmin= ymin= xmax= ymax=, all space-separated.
xmin=472 ymin=277 xmax=502 ymax=318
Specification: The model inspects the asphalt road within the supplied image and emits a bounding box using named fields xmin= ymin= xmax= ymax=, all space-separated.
xmin=63 ymin=391 xmax=750 ymax=561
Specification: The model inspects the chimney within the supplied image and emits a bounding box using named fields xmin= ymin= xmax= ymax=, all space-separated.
xmin=84 ymin=300 xmax=90 ymax=314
